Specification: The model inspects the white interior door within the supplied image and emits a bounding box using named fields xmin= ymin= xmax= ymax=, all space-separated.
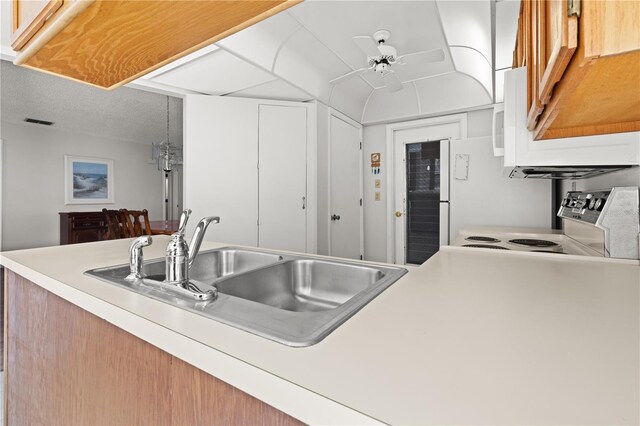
xmin=258 ymin=105 xmax=307 ymax=252
xmin=329 ymin=114 xmax=362 ymax=260
xmin=391 ymin=119 xmax=464 ymax=264
xmin=394 ymin=139 xmax=449 ymax=265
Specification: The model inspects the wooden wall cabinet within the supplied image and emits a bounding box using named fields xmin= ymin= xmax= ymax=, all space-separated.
xmin=59 ymin=211 xmax=108 ymax=245
xmin=513 ymin=0 xmax=640 ymax=140
xmin=11 ymin=0 xmax=62 ymax=51
xmin=10 ymin=0 xmax=300 ymax=89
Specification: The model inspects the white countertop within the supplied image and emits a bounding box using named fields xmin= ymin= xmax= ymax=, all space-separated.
xmin=1 ymin=237 xmax=639 ymax=424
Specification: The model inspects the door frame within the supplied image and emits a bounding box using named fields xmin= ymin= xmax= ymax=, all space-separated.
xmin=327 ymin=108 xmax=364 ymax=259
xmin=385 ymin=114 xmax=467 ymax=264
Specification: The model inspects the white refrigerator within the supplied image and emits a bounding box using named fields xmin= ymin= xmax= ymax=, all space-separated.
xmin=396 ymin=136 xmax=552 ymax=264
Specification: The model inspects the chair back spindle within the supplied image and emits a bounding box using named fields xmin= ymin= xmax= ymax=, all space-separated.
xmin=102 ymin=209 xmax=130 ymax=239
xmin=121 ymin=209 xmax=152 ymax=237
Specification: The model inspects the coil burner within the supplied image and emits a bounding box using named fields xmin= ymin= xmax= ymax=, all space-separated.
xmin=464 ymin=236 xmax=501 ymax=243
xmin=508 ymin=239 xmax=558 ymax=248
xmin=463 ymin=244 xmax=509 ymax=250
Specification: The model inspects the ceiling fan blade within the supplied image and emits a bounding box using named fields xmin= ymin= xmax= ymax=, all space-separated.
xmin=353 ymin=36 xmax=381 ymax=58
xmin=382 ymin=71 xmax=403 ymax=93
xmin=396 ymin=49 xmax=445 ymax=66
xmin=329 ymin=67 xmax=369 ymax=85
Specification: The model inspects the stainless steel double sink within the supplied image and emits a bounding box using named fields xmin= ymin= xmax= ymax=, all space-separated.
xmin=86 ymin=247 xmax=407 ymax=346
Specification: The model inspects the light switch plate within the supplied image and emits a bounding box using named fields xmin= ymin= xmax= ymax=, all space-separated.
xmin=375 ymin=191 xmax=381 ymax=201
xmin=375 ymin=179 xmax=381 ymax=188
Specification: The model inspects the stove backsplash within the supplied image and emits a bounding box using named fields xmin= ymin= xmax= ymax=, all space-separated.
xmin=557 ymin=167 xmax=639 ymax=214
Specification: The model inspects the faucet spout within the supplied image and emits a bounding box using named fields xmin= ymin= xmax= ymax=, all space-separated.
xmin=188 ymin=216 xmax=220 ymax=268
xmin=125 ymin=236 xmax=153 ymax=281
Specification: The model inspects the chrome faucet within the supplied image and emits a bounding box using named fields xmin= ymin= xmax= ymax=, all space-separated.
xmin=165 ymin=209 xmax=220 ymax=287
xmin=125 ymin=235 xmax=153 ymax=281
xmin=122 ymin=210 xmax=219 ymax=301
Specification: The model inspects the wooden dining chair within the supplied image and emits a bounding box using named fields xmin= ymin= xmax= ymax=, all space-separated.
xmin=120 ymin=209 xmax=153 ymax=237
xmin=102 ymin=209 xmax=131 ymax=240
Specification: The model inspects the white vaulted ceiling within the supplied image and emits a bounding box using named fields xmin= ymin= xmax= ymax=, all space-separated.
xmin=130 ymin=0 xmax=518 ymax=124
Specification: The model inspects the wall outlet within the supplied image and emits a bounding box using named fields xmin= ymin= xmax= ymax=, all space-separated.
xmin=375 ymin=179 xmax=381 ymax=188
xmin=375 ymin=191 xmax=381 ymax=201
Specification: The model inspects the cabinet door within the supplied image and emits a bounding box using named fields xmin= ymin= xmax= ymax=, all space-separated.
xmin=11 ymin=0 xmax=63 ymax=50
xmin=258 ymin=105 xmax=307 ymax=253
xmin=72 ymin=228 xmax=101 ymax=244
xmin=527 ymin=0 xmax=578 ymax=130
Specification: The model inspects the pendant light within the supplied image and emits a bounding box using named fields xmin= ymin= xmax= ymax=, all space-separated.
xmin=152 ymin=96 xmax=182 ymax=221
xmin=152 ymin=96 xmax=182 ymax=172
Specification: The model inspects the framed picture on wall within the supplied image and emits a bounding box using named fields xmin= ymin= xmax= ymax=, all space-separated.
xmin=64 ymin=155 xmax=114 ymax=204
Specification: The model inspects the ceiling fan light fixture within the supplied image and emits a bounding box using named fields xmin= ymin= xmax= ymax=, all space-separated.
xmin=374 ymin=62 xmax=390 ymax=75
xmin=330 ymin=29 xmax=445 ymax=92
xmin=372 ymin=29 xmax=391 ymax=44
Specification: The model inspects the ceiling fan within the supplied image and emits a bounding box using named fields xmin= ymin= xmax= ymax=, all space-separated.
xmin=330 ymin=29 xmax=445 ymax=93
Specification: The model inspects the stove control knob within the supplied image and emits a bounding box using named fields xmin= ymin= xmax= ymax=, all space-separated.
xmin=564 ymin=197 xmax=573 ymax=207
xmin=594 ymin=198 xmax=605 ymax=211
xmin=588 ymin=197 xmax=597 ymax=210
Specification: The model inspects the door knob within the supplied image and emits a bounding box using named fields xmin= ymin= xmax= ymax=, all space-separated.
xmin=395 ymin=211 xmax=403 ymax=218
xmin=331 ymin=214 xmax=341 ymax=221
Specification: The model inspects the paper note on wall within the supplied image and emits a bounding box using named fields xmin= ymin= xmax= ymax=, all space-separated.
xmin=454 ymin=154 xmax=470 ymax=180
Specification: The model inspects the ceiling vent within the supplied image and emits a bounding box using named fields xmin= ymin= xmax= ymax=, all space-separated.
xmin=24 ymin=118 xmax=54 ymax=126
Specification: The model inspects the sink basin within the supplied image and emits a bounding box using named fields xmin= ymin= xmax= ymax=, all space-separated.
xmin=86 ymin=247 xmax=407 ymax=346
xmin=216 ymin=259 xmax=385 ymax=312
xmin=91 ymin=248 xmax=283 ymax=284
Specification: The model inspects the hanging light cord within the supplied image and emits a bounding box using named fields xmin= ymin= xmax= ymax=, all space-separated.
xmin=166 ymin=95 xmax=170 ymax=148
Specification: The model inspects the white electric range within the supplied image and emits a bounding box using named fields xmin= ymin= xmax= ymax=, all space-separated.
xmin=452 ymin=187 xmax=640 ymax=260
xmin=452 ymin=226 xmax=600 ymax=256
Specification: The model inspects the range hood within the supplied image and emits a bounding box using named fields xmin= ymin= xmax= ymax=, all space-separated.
xmin=509 ymin=165 xmax=633 ymax=180
xmin=502 ymin=68 xmax=640 ymax=176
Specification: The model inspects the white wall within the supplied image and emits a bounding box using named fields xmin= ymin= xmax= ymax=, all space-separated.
xmin=362 ymin=108 xmax=493 ymax=262
xmin=1 ymin=122 xmax=163 ymax=250
xmin=184 ymin=95 xmax=259 ymax=247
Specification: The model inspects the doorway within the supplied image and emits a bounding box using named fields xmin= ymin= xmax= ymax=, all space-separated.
xmin=404 ymin=141 xmax=443 ymax=264
xmin=387 ymin=114 xmax=467 ymax=264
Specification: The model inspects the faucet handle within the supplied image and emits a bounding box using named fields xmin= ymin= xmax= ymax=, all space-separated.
xmin=177 ymin=209 xmax=192 ymax=236
xmin=187 ymin=216 xmax=221 ymax=268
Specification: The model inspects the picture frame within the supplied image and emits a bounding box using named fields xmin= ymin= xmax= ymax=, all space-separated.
xmin=64 ymin=155 xmax=114 ymax=204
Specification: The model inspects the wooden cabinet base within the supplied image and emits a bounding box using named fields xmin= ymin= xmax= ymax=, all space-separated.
xmin=3 ymin=270 xmax=303 ymax=425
